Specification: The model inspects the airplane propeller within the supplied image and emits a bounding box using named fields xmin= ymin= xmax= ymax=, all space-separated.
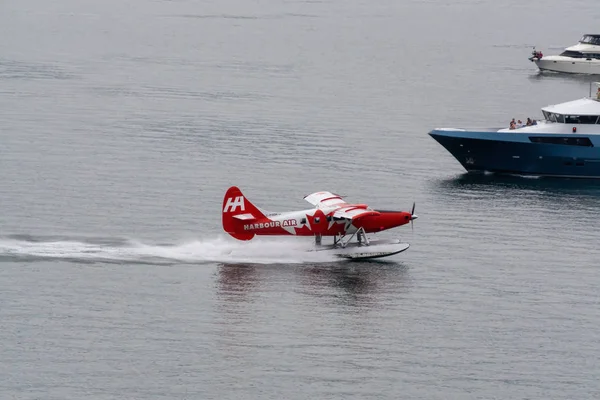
xmin=410 ymin=202 xmax=417 ymax=231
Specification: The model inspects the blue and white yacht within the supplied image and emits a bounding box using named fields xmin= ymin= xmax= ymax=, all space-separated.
xmin=429 ymin=83 xmax=600 ymax=178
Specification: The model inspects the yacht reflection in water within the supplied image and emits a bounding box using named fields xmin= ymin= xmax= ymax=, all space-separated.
xmin=436 ymin=172 xmax=600 ymax=196
xmin=432 ymin=172 xmax=600 ymax=217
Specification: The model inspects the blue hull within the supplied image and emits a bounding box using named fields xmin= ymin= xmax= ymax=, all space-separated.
xmin=429 ymin=129 xmax=600 ymax=178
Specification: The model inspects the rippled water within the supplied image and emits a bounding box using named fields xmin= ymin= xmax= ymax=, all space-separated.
xmin=2 ymin=0 xmax=600 ymax=398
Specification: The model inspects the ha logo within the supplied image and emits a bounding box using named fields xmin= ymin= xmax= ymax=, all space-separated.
xmin=223 ymin=196 xmax=245 ymax=213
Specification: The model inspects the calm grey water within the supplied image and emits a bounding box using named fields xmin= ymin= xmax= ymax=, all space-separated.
xmin=2 ymin=0 xmax=600 ymax=398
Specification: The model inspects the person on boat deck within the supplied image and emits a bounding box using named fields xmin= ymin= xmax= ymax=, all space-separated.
xmin=526 ymin=118 xmax=532 ymax=126
xmin=516 ymin=119 xmax=523 ymax=128
xmin=532 ymin=119 xmax=538 ymax=125
xmin=596 ymin=87 xmax=600 ymax=100
xmin=509 ymin=118 xmax=516 ymax=127
xmin=509 ymin=120 xmax=516 ymax=130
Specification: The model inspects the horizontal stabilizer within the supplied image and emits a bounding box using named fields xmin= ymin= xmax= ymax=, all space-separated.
xmin=233 ymin=213 xmax=256 ymax=221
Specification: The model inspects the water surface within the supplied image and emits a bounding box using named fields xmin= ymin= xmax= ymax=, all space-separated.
xmin=2 ymin=0 xmax=600 ymax=398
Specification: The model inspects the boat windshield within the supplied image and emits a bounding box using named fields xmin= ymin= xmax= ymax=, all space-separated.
xmin=580 ymin=35 xmax=600 ymax=45
xmin=542 ymin=111 xmax=600 ymax=124
xmin=542 ymin=111 xmax=565 ymax=123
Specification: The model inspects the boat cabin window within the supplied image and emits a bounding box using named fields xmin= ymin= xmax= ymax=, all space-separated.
xmin=580 ymin=35 xmax=600 ymax=45
xmin=542 ymin=111 xmax=565 ymax=123
xmin=529 ymin=136 xmax=593 ymax=147
xmin=560 ymin=50 xmax=584 ymax=58
xmin=541 ymin=112 xmax=600 ymax=124
xmin=564 ymin=115 xmax=600 ymax=124
xmin=562 ymin=51 xmax=600 ymax=59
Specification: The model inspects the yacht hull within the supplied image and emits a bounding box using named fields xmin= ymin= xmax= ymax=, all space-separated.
xmin=534 ymin=57 xmax=600 ymax=74
xmin=429 ymin=129 xmax=600 ymax=178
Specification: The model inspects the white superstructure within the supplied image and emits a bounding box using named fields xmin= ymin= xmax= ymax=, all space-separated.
xmin=498 ymin=82 xmax=600 ymax=133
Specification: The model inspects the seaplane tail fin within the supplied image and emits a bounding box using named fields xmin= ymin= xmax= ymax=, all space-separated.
xmin=222 ymin=186 xmax=267 ymax=241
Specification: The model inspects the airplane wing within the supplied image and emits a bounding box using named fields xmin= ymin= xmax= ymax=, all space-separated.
xmin=332 ymin=207 xmax=380 ymax=220
xmin=303 ymin=191 xmax=347 ymax=208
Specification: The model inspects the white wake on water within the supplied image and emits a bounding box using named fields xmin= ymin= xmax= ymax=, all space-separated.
xmin=0 ymin=235 xmax=339 ymax=265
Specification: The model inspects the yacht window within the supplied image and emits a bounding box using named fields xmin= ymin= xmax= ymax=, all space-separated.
xmin=529 ymin=136 xmax=593 ymax=147
xmin=560 ymin=50 xmax=584 ymax=58
xmin=548 ymin=113 xmax=564 ymax=123
xmin=568 ymin=115 xmax=600 ymax=124
xmin=581 ymin=35 xmax=597 ymax=44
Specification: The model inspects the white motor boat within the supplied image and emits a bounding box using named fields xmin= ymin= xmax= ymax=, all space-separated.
xmin=529 ymin=34 xmax=600 ymax=74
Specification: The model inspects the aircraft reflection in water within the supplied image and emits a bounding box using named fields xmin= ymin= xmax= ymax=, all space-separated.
xmin=216 ymin=263 xmax=260 ymax=301
xmin=216 ymin=262 xmax=411 ymax=307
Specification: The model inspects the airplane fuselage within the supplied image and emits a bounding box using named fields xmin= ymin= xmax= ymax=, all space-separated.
xmin=239 ymin=206 xmax=412 ymax=237
xmin=222 ymin=186 xmax=416 ymax=242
